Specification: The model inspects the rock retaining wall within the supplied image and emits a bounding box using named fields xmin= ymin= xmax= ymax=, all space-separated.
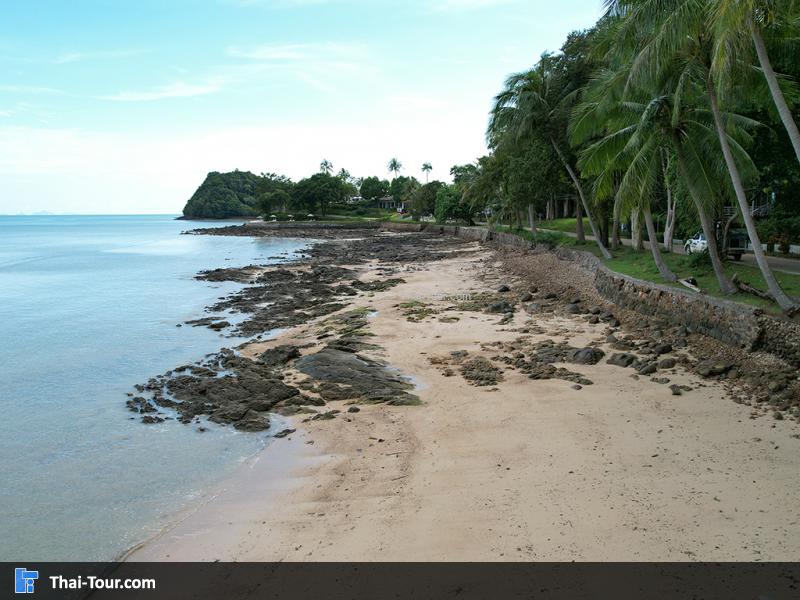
xmin=379 ymin=221 xmax=799 ymax=365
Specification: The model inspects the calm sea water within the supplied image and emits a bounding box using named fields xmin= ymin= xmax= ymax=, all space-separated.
xmin=0 ymin=215 xmax=310 ymax=561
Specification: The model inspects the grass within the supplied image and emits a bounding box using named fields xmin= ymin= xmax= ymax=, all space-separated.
xmin=605 ymin=248 xmax=800 ymax=312
xmin=539 ymin=217 xmax=589 ymax=234
xmin=488 ymin=224 xmax=800 ymax=313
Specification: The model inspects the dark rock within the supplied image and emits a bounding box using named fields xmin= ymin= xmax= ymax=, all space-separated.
xmin=347 ymin=405 xmax=361 ymax=413
xmin=564 ymin=304 xmax=580 ymax=314
xmin=654 ymin=343 xmax=673 ymax=355
xmin=259 ymin=345 xmax=301 ymax=367
xmin=486 ymin=301 xmax=514 ymax=314
xmin=669 ymin=384 xmax=683 ymax=396
xmin=696 ymin=360 xmax=733 ymax=378
xmin=607 ymin=353 xmax=637 ymax=368
xmin=273 ymin=428 xmax=296 ymax=438
xmin=658 ymin=358 xmax=677 ymax=369
xmin=567 ymin=347 xmax=605 ymax=365
xmin=638 ymin=363 xmax=658 ymax=375
xmin=519 ymin=292 xmax=533 ymax=302
xmin=497 ymin=284 xmax=511 ymax=293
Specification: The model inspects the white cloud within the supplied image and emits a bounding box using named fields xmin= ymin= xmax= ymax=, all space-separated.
xmin=99 ymin=81 xmax=222 ymax=102
xmin=0 ymin=106 xmax=488 ymax=213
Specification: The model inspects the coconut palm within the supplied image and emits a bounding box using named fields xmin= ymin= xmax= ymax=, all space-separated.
xmin=320 ymin=159 xmax=333 ymax=175
xmin=422 ymin=162 xmax=433 ymax=182
xmin=606 ymin=0 xmax=798 ymax=310
xmin=710 ymin=0 xmax=800 ymax=165
xmin=388 ymin=158 xmax=402 ymax=179
xmin=490 ymin=57 xmax=613 ymax=259
xmin=571 ymin=69 xmax=743 ymax=285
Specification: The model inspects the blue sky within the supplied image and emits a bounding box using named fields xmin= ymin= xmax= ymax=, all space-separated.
xmin=0 ymin=0 xmax=603 ymax=214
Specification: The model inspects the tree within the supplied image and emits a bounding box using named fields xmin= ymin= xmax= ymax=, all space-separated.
xmin=320 ymin=159 xmax=333 ymax=175
xmin=422 ymin=162 xmax=433 ymax=182
xmin=292 ymin=173 xmax=345 ymax=215
xmin=388 ymin=158 xmax=403 ymax=179
xmin=489 ymin=55 xmax=613 ymax=258
xmin=360 ymin=176 xmax=389 ymax=200
xmin=257 ymin=189 xmax=291 ymax=216
xmin=411 ymin=181 xmax=443 ymax=217
xmin=606 ymin=0 xmax=797 ymax=309
xmin=710 ymin=0 xmax=800 ymax=166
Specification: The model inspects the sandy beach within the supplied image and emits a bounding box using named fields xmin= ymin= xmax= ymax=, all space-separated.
xmin=126 ymin=231 xmax=800 ymax=562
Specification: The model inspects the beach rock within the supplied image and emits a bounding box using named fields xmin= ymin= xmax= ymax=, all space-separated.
xmin=519 ymin=292 xmax=533 ymax=302
xmin=564 ymin=304 xmax=581 ymax=314
xmin=658 ymin=358 xmax=677 ymax=369
xmin=459 ymin=356 xmax=504 ymax=386
xmin=497 ymin=284 xmax=511 ymax=293
xmin=696 ymin=360 xmax=733 ymax=378
xmin=259 ymin=345 xmax=301 ymax=367
xmin=607 ymin=353 xmax=637 ymax=368
xmin=274 ymin=428 xmax=296 ymax=438
xmin=347 ymin=405 xmax=361 ymax=413
xmin=486 ymin=301 xmax=514 ymax=314
xmin=669 ymin=384 xmax=683 ymax=396
xmin=638 ymin=362 xmax=658 ymax=375
xmin=567 ymin=347 xmax=605 ymax=365
xmin=654 ymin=343 xmax=673 ymax=355
xmin=296 ymin=348 xmax=419 ymax=406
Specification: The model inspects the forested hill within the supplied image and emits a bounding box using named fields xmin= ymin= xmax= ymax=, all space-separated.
xmin=181 ymin=170 xmax=261 ymax=218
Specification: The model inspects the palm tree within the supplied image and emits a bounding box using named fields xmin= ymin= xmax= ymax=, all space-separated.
xmin=388 ymin=158 xmax=402 ymax=179
xmin=320 ymin=159 xmax=333 ymax=175
xmin=422 ymin=162 xmax=433 ymax=182
xmin=490 ymin=58 xmax=612 ymax=259
xmin=710 ymin=0 xmax=800 ymax=165
xmin=606 ymin=0 xmax=797 ymax=310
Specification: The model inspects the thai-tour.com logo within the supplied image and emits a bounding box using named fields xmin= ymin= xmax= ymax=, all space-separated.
xmin=14 ymin=567 xmax=156 ymax=594
xmin=15 ymin=568 xmax=38 ymax=594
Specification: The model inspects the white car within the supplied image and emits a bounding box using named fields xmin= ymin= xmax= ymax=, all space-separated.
xmin=684 ymin=232 xmax=708 ymax=254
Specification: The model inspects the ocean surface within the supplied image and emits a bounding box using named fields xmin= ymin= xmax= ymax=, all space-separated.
xmin=0 ymin=215 xmax=310 ymax=561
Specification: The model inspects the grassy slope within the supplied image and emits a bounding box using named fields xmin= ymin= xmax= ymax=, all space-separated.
xmin=490 ymin=225 xmax=800 ymax=313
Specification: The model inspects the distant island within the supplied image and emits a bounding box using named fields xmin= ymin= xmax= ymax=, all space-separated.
xmin=181 ymin=170 xmax=262 ymax=219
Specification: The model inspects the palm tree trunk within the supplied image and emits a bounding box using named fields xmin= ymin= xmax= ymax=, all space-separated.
xmin=527 ymin=204 xmax=537 ymax=237
xmin=575 ymin=200 xmax=585 ymax=242
xmin=672 ymin=131 xmax=737 ymax=295
xmin=662 ymin=152 xmax=676 ymax=252
xmin=751 ymin=23 xmax=800 ymax=165
xmin=643 ymin=204 xmax=677 ymax=282
xmin=706 ymin=76 xmax=796 ymax=310
xmin=610 ymin=196 xmax=621 ymax=250
xmin=550 ymin=136 xmax=611 ymax=259
xmin=631 ymin=208 xmax=643 ymax=251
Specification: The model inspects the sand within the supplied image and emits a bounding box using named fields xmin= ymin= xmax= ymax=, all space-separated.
xmin=128 ymin=248 xmax=800 ymax=562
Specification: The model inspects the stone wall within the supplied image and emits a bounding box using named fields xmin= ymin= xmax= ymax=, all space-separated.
xmin=378 ymin=221 xmax=799 ymax=365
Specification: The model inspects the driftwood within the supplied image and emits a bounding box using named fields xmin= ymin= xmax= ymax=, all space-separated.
xmin=679 ymin=278 xmax=701 ymax=293
xmin=731 ymin=273 xmax=773 ymax=301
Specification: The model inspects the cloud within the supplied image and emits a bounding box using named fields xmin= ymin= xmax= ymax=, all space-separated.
xmin=53 ymin=49 xmax=144 ymax=64
xmin=99 ymin=81 xmax=222 ymax=102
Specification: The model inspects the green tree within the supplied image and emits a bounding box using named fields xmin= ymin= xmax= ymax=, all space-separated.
xmin=320 ymin=159 xmax=333 ymax=175
xmin=256 ymin=189 xmax=291 ymax=216
xmin=411 ymin=181 xmax=443 ymax=217
xmin=607 ymin=0 xmax=797 ymax=309
xmin=388 ymin=157 xmax=403 ymax=179
xmin=490 ymin=55 xmax=613 ymax=258
xmin=422 ymin=162 xmax=433 ymax=182
xmin=292 ymin=173 xmax=345 ymax=215
xmin=360 ymin=176 xmax=390 ymax=200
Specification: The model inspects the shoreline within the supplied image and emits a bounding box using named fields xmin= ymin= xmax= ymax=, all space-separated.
xmin=128 ymin=226 xmax=800 ymax=561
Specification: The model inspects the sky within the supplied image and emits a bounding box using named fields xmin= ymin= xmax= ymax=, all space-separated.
xmin=0 ymin=0 xmax=604 ymax=215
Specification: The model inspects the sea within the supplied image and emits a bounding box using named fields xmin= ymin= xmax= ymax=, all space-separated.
xmin=0 ymin=215 xmax=311 ymax=561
